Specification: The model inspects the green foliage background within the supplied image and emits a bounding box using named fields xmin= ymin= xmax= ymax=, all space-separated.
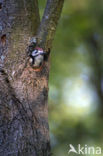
xmin=39 ymin=0 xmax=103 ymax=155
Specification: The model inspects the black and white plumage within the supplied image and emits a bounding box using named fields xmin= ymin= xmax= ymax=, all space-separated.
xmin=27 ymin=38 xmax=50 ymax=70
xmin=29 ymin=48 xmax=45 ymax=69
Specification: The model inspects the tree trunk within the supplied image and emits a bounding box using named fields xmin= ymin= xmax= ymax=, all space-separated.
xmin=0 ymin=0 xmax=64 ymax=155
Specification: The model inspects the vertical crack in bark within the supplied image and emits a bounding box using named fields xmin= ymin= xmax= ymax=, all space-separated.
xmin=0 ymin=69 xmax=39 ymax=155
xmin=0 ymin=69 xmax=28 ymax=122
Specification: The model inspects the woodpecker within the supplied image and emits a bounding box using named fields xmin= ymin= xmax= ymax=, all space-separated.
xmin=29 ymin=47 xmax=45 ymax=69
xmin=27 ymin=38 xmax=50 ymax=71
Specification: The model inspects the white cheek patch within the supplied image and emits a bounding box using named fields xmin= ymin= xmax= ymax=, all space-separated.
xmin=32 ymin=50 xmax=38 ymax=56
xmin=32 ymin=50 xmax=44 ymax=57
xmin=38 ymin=50 xmax=43 ymax=53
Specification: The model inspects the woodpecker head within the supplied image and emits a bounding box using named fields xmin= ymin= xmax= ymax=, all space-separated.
xmin=27 ymin=37 xmax=50 ymax=71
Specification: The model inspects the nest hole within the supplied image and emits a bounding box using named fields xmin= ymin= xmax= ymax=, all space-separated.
xmin=0 ymin=3 xmax=2 ymax=10
xmin=1 ymin=34 xmax=6 ymax=45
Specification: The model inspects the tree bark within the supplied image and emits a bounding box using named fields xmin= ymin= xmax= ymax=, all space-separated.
xmin=0 ymin=0 xmax=64 ymax=156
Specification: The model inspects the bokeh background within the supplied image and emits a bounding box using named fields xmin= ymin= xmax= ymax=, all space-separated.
xmin=39 ymin=0 xmax=103 ymax=155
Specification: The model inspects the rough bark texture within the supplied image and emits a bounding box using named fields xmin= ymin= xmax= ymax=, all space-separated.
xmin=0 ymin=0 xmax=64 ymax=155
xmin=37 ymin=0 xmax=64 ymax=50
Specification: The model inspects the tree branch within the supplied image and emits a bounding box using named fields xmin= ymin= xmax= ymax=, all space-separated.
xmin=37 ymin=0 xmax=64 ymax=51
xmin=31 ymin=0 xmax=40 ymax=35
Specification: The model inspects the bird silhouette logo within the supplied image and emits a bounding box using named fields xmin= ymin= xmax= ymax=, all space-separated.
xmin=68 ymin=144 xmax=78 ymax=154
